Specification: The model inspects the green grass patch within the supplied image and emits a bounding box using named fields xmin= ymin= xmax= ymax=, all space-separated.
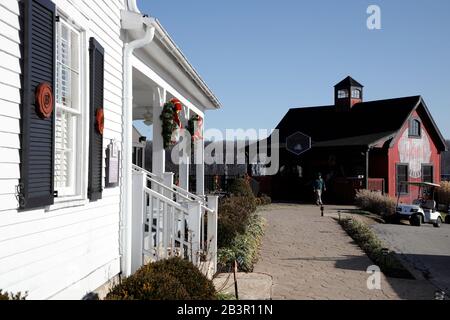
xmin=338 ymin=217 xmax=414 ymax=279
xmin=216 ymin=292 xmax=237 ymax=300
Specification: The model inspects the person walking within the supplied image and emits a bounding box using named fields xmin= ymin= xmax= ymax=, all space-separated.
xmin=313 ymin=173 xmax=326 ymax=206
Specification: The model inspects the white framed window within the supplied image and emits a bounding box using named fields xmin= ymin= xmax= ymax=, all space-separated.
xmin=54 ymin=17 xmax=84 ymax=198
xmin=351 ymin=89 xmax=361 ymax=99
xmin=337 ymin=89 xmax=349 ymax=99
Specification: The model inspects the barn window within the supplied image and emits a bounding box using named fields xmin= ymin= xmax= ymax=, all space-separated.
xmin=396 ymin=164 xmax=409 ymax=195
xmin=409 ymin=119 xmax=421 ymax=138
xmin=422 ymin=165 xmax=433 ymax=183
xmin=54 ymin=17 xmax=84 ymax=198
xmin=337 ymin=89 xmax=349 ymax=99
xmin=351 ymin=89 xmax=361 ymax=99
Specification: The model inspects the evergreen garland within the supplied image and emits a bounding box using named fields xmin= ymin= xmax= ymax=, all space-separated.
xmin=160 ymin=101 xmax=177 ymax=149
xmin=187 ymin=115 xmax=202 ymax=148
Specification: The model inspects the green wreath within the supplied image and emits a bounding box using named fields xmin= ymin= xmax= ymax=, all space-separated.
xmin=160 ymin=101 xmax=178 ymax=149
xmin=187 ymin=115 xmax=202 ymax=148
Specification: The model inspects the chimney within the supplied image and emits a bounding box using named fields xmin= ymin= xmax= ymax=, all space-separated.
xmin=334 ymin=76 xmax=363 ymax=112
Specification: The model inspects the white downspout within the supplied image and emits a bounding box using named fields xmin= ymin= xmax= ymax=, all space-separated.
xmin=121 ymin=7 xmax=155 ymax=276
xmin=127 ymin=0 xmax=140 ymax=13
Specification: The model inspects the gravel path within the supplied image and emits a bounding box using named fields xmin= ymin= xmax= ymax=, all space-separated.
xmin=253 ymin=204 xmax=436 ymax=300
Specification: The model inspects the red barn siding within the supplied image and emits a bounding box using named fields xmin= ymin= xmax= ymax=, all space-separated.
xmin=369 ymin=149 xmax=388 ymax=192
xmin=387 ymin=110 xmax=441 ymax=203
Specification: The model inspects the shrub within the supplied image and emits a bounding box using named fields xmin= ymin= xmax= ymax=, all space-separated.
xmin=218 ymin=214 xmax=266 ymax=273
xmin=355 ymin=189 xmax=396 ymax=216
xmin=228 ymin=178 xmax=255 ymax=199
xmin=218 ymin=196 xmax=257 ymax=247
xmin=339 ymin=218 xmax=413 ymax=279
xmin=105 ymin=258 xmax=216 ymax=300
xmin=258 ymin=194 xmax=272 ymax=206
xmin=437 ymin=181 xmax=450 ymax=209
xmin=0 ymin=290 xmax=27 ymax=300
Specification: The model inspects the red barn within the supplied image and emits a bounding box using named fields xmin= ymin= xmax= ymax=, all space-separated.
xmin=261 ymin=77 xmax=447 ymax=204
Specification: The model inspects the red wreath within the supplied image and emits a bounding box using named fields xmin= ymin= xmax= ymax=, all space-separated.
xmin=96 ymin=108 xmax=104 ymax=135
xmin=35 ymin=82 xmax=53 ymax=119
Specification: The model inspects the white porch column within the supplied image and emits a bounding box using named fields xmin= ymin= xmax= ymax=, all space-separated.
xmin=187 ymin=200 xmax=202 ymax=265
xmin=152 ymin=87 xmax=166 ymax=177
xmin=131 ymin=171 xmax=146 ymax=274
xmin=162 ymin=172 xmax=174 ymax=198
xmin=179 ymin=155 xmax=189 ymax=191
xmin=179 ymin=111 xmax=190 ymax=191
xmin=206 ymin=196 xmax=219 ymax=276
xmin=195 ymin=124 xmax=205 ymax=196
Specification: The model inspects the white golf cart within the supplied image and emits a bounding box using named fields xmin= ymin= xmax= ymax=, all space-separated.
xmin=395 ymin=182 xmax=443 ymax=228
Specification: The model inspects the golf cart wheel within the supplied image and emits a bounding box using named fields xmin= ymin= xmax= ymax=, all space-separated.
xmin=410 ymin=214 xmax=422 ymax=227
xmin=433 ymin=217 xmax=442 ymax=228
xmin=445 ymin=215 xmax=450 ymax=224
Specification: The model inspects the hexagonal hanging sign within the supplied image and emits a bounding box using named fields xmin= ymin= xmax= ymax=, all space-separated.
xmin=286 ymin=131 xmax=312 ymax=156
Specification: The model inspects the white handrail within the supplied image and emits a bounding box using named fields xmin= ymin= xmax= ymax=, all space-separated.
xmin=143 ymin=186 xmax=187 ymax=211
xmin=132 ymin=164 xmax=206 ymax=205
xmin=132 ymin=164 xmax=159 ymax=179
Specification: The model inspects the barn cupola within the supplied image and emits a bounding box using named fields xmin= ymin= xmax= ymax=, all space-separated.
xmin=334 ymin=76 xmax=364 ymax=112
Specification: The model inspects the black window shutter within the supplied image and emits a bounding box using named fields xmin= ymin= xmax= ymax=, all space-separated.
xmin=88 ymin=38 xmax=105 ymax=201
xmin=19 ymin=0 xmax=56 ymax=209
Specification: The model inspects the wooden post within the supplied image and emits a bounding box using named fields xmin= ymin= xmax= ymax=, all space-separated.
xmin=187 ymin=200 xmax=202 ymax=265
xmin=152 ymin=87 xmax=166 ymax=177
xmin=207 ymin=195 xmax=219 ymax=275
xmin=234 ymin=260 xmax=239 ymax=300
xmin=131 ymin=171 xmax=146 ymax=274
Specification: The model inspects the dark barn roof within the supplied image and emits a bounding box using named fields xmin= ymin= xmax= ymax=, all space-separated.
xmin=276 ymin=95 xmax=447 ymax=150
xmin=334 ymin=76 xmax=364 ymax=88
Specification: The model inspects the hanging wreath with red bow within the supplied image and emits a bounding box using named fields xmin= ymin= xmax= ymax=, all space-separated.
xmin=160 ymin=98 xmax=183 ymax=149
xmin=187 ymin=114 xmax=203 ymax=147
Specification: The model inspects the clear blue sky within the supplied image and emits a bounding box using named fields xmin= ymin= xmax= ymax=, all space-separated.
xmin=136 ymin=0 xmax=450 ymax=139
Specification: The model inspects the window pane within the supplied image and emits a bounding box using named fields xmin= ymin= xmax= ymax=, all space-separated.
xmin=397 ymin=165 xmax=408 ymax=194
xmin=54 ymin=19 xmax=81 ymax=197
xmin=422 ymin=166 xmax=433 ymax=183
xmin=409 ymin=119 xmax=421 ymax=137
xmin=55 ymin=109 xmax=76 ymax=191
xmin=338 ymin=90 xmax=348 ymax=99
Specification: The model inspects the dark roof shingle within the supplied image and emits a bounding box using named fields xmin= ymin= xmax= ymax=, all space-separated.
xmin=276 ymin=96 xmax=422 ymax=146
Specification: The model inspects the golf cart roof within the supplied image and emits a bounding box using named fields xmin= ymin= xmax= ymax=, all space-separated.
xmin=400 ymin=182 xmax=441 ymax=188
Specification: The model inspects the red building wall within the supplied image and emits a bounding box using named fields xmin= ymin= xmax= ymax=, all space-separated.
xmin=387 ymin=110 xmax=441 ymax=203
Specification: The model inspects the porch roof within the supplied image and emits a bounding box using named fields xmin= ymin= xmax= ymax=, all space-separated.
xmin=127 ymin=18 xmax=221 ymax=111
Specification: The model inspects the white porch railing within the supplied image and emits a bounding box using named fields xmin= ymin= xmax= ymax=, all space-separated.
xmin=131 ymin=165 xmax=218 ymax=278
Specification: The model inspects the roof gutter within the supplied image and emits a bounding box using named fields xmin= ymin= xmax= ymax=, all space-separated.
xmin=121 ymin=3 xmax=156 ymax=277
xmin=127 ymin=0 xmax=221 ymax=109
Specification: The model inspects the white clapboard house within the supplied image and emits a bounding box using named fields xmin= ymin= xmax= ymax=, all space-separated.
xmin=0 ymin=0 xmax=221 ymax=299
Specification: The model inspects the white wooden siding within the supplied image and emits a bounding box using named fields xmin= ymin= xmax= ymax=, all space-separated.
xmin=0 ymin=0 xmax=125 ymax=300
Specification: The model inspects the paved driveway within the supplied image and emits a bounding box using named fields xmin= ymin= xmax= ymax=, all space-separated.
xmin=253 ymin=204 xmax=436 ymax=300
xmin=372 ymin=223 xmax=450 ymax=294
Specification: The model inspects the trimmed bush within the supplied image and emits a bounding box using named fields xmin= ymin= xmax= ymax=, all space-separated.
xmin=228 ymin=178 xmax=255 ymax=199
xmin=339 ymin=218 xmax=413 ymax=279
xmin=218 ymin=214 xmax=266 ymax=273
xmin=258 ymin=194 xmax=272 ymax=206
xmin=437 ymin=181 xmax=450 ymax=209
xmin=0 ymin=290 xmax=26 ymax=300
xmin=105 ymin=258 xmax=216 ymax=300
xmin=355 ymin=189 xmax=396 ymax=216
xmin=218 ymin=196 xmax=257 ymax=247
